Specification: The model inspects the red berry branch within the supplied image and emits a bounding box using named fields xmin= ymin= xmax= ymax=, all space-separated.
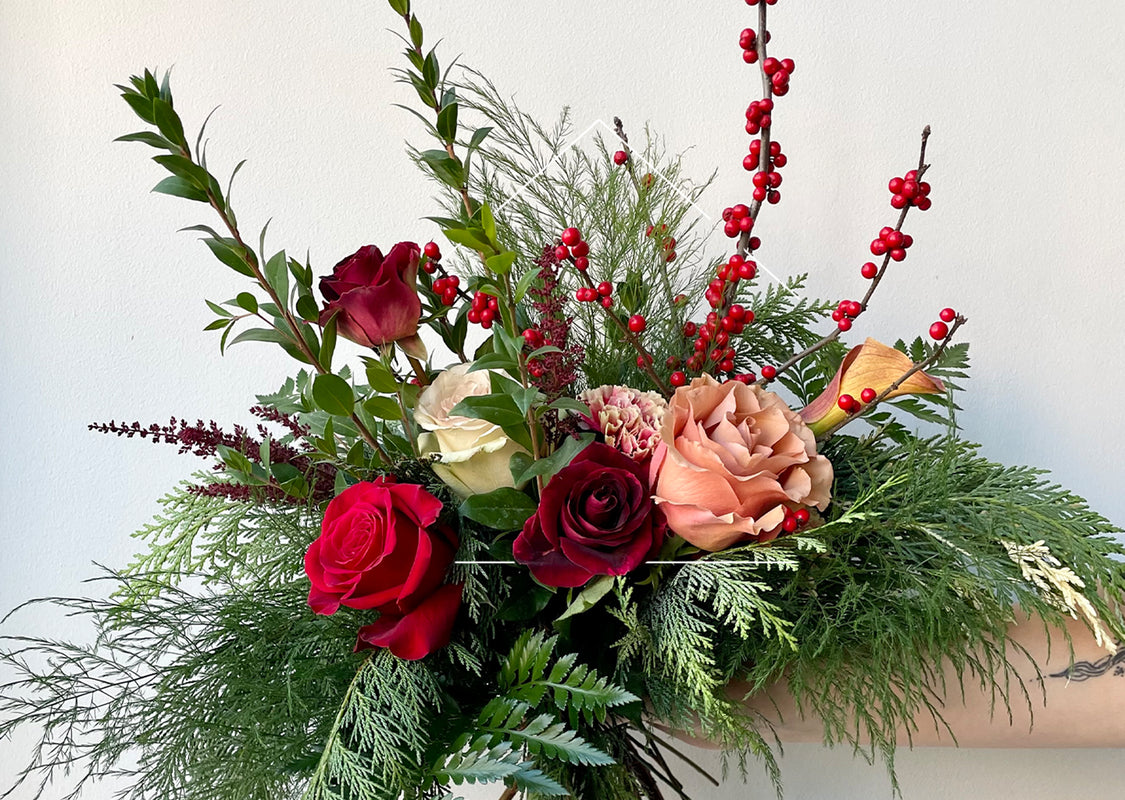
xmin=817 ymin=311 xmax=968 ymax=440
xmin=756 ymin=125 xmax=936 ymax=387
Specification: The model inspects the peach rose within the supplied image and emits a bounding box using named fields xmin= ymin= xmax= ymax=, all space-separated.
xmin=651 ymin=375 xmax=833 ymax=551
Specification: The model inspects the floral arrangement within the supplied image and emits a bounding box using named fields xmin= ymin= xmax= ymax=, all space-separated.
xmin=3 ymin=2 xmax=1125 ymax=799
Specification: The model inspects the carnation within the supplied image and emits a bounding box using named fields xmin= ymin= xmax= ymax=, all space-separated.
xmin=579 ymin=384 xmax=667 ymax=461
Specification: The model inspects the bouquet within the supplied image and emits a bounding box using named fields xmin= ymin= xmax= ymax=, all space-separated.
xmin=3 ymin=1 xmax=1124 ymax=798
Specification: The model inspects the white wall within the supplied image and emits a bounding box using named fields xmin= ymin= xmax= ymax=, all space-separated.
xmin=2 ymin=1 xmax=1124 ymax=798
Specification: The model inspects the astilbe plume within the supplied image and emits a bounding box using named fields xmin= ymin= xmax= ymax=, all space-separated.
xmin=527 ymin=245 xmax=584 ymax=399
xmin=89 ymin=407 xmax=335 ymax=504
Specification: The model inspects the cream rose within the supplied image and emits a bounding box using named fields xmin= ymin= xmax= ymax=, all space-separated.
xmin=651 ymin=375 xmax=833 ymax=551
xmin=415 ymin=364 xmax=528 ymax=498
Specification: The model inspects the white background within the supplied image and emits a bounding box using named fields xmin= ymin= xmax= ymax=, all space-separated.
xmin=2 ymin=1 xmax=1125 ymax=798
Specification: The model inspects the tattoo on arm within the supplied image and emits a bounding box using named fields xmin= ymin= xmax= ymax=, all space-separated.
xmin=1050 ymin=641 xmax=1125 ymax=682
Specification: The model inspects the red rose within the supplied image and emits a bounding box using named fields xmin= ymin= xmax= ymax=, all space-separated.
xmin=513 ymin=442 xmax=664 ymax=588
xmin=304 ymin=478 xmax=462 ymax=660
xmin=319 ymin=242 xmax=423 ymax=351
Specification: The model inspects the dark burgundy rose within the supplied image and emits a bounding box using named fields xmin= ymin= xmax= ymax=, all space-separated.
xmin=318 ymin=242 xmax=423 ymax=351
xmin=513 ymin=442 xmax=664 ymax=588
xmin=304 ymin=478 xmax=461 ymax=660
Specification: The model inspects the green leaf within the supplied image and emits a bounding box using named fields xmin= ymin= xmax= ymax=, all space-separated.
xmin=387 ymin=0 xmax=409 ymax=14
xmin=235 ymin=292 xmax=258 ymax=313
xmin=227 ymin=327 xmax=310 ymax=363
xmin=556 ymin=576 xmax=615 ymax=622
xmin=409 ymin=15 xmax=424 ymax=50
xmin=152 ymin=175 xmax=208 ymax=203
xmin=436 ymin=101 xmax=458 ymax=143
xmin=312 ymin=373 xmax=355 ymax=417
xmin=263 ymin=250 xmax=289 ymax=301
xmin=468 ymin=125 xmax=493 ymax=152
xmin=202 ymin=318 xmax=228 ymax=331
xmin=151 ymin=97 xmax=186 ymax=148
xmin=547 ymin=397 xmax=591 ymax=416
xmin=514 ymin=268 xmax=541 ymax=303
xmin=363 ymin=358 xmax=400 ymax=393
xmin=363 ymin=396 xmax=402 ymax=421
xmin=152 ymin=154 xmax=211 ymax=188
xmin=497 ymin=583 xmax=553 ymax=622
xmin=466 ymin=352 xmax=518 ymax=373
xmin=459 ymin=487 xmax=537 ymax=531
xmin=443 ymin=227 xmax=492 ymax=252
xmin=485 ymin=251 xmax=516 ymax=275
xmin=514 ymin=434 xmax=594 ymax=486
xmin=480 ymin=202 xmax=497 ymax=243
xmin=114 ymin=131 xmax=176 ymax=151
xmin=205 ymin=299 xmax=232 ymax=318
xmin=120 ymin=90 xmax=156 ymax=124
xmin=450 ymin=393 xmax=526 ymax=428
xmin=419 ymin=150 xmax=464 ymax=188
xmin=319 ymin=312 xmax=338 ymax=371
xmin=202 ymin=237 xmax=255 ymax=277
xmin=295 ymin=294 xmax=320 ymax=322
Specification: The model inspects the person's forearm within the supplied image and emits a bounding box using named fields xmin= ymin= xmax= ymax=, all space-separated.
xmin=745 ymin=614 xmax=1125 ymax=748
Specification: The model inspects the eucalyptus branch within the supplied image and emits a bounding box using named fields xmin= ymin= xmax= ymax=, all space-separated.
xmin=817 ymin=313 xmax=967 ymax=440
xmin=755 ymin=125 xmax=932 ymax=388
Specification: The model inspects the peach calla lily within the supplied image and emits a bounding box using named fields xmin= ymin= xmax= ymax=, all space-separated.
xmin=799 ymin=338 xmax=945 ymax=437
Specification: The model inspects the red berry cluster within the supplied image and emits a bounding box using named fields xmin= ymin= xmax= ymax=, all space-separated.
xmin=889 ymin=170 xmax=932 ymax=211
xmin=837 ymin=386 xmax=878 ymax=415
xmin=431 ymin=274 xmax=460 ymax=307
xmin=721 ymin=204 xmax=761 ymax=243
xmin=466 ymin=289 xmax=499 ymax=328
xmin=738 ymin=27 xmax=770 ymax=62
xmin=575 ymin=281 xmax=613 ymax=308
xmin=831 ymin=298 xmax=863 ymax=332
xmin=613 ymin=150 xmax=629 ymax=166
xmin=929 ymin=307 xmax=956 ymax=339
xmin=645 ymin=224 xmax=677 ymax=262
xmin=762 ymin=56 xmax=794 ymax=96
xmin=421 ymin=241 xmax=441 ymax=274
xmin=745 ymin=0 xmax=780 ymax=7
xmin=555 ymin=227 xmax=591 ymax=271
xmin=780 ymin=506 xmax=810 ymax=534
xmin=744 ymin=138 xmax=786 ymax=172
xmin=708 ymin=253 xmax=758 ymax=308
xmin=870 ymin=226 xmax=914 ymax=262
xmin=744 ymin=97 xmax=774 ymax=135
xmin=750 ymin=157 xmax=784 ymax=204
xmin=683 ymin=304 xmax=751 ymax=374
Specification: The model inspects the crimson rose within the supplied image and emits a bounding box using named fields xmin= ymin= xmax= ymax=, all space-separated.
xmin=318 ymin=242 xmax=424 ymax=354
xmin=304 ymin=478 xmax=462 ymax=660
xmin=513 ymin=442 xmax=663 ymax=588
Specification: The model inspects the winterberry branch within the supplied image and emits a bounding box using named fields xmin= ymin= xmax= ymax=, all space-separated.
xmin=755 ymin=125 xmax=932 ymax=388
xmin=817 ymin=313 xmax=967 ymax=441
xmin=736 ymin=0 xmax=773 ymax=260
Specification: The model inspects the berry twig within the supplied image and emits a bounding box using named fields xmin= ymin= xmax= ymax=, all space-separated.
xmin=756 ymin=125 xmax=932 ymax=387
xmin=817 ymin=312 xmax=967 ymax=441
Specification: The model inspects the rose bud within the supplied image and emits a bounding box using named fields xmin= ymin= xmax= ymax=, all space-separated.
xmin=318 ymin=242 xmax=426 ymax=359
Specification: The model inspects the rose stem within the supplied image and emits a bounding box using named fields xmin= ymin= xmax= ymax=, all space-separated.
xmin=612 ymin=116 xmax=682 ymax=332
xmin=817 ymin=313 xmax=967 ymax=441
xmin=183 ymin=147 xmax=390 ymax=464
xmin=754 ymin=125 xmax=932 ymax=388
